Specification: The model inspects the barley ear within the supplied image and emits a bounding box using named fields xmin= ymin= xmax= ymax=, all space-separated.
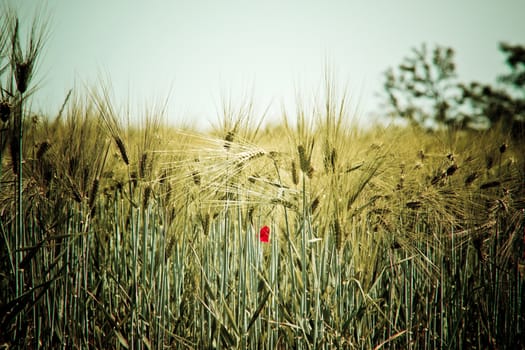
xmin=36 ymin=140 xmax=51 ymax=160
xmin=115 ymin=136 xmax=129 ymax=165
xmin=0 ymin=100 xmax=11 ymax=122
xmin=89 ymin=177 xmax=100 ymax=209
xmin=297 ymin=144 xmax=311 ymax=173
xmin=139 ymin=153 xmax=148 ymax=178
xmin=142 ymin=185 xmax=152 ymax=209
xmin=333 ymin=216 xmax=342 ymax=251
xmin=291 ymin=161 xmax=298 ymax=185
xmin=224 ymin=130 xmax=234 ymax=150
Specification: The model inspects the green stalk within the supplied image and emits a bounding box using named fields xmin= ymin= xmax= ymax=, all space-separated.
xmin=492 ymin=222 xmax=500 ymax=335
xmin=82 ymin=212 xmax=90 ymax=347
xmin=15 ymin=93 xmax=24 ymax=340
xmin=271 ymin=160 xmax=297 ymax=297
xmin=141 ymin=206 xmax=148 ymax=346
xmin=311 ymin=229 xmax=320 ymax=346
xmin=130 ymin=204 xmax=138 ymax=350
xmin=238 ymin=209 xmax=247 ymax=347
xmin=300 ymin=172 xmax=308 ymax=335
xmin=269 ymin=221 xmax=279 ymax=348
xmin=27 ymin=207 xmax=38 ymax=349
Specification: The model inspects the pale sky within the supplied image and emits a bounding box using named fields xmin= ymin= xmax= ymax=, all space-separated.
xmin=12 ymin=0 xmax=525 ymax=129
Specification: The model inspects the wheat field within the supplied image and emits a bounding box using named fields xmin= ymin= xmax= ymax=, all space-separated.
xmin=1 ymin=9 xmax=525 ymax=350
xmin=1 ymin=83 xmax=525 ymax=349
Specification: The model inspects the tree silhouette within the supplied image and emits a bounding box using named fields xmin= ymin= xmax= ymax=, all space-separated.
xmin=383 ymin=44 xmax=462 ymax=128
xmin=383 ymin=42 xmax=525 ymax=137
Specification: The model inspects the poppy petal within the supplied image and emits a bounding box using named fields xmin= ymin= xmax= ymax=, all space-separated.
xmin=259 ymin=225 xmax=270 ymax=243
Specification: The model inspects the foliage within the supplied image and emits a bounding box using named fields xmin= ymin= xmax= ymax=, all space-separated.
xmin=384 ymin=44 xmax=461 ymax=128
xmin=384 ymin=42 xmax=525 ymax=136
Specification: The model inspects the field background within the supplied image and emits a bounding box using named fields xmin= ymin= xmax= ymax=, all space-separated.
xmin=1 ymin=84 xmax=524 ymax=349
xmin=1 ymin=7 xmax=525 ymax=350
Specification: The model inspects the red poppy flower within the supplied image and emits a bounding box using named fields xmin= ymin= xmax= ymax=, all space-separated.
xmin=259 ymin=225 xmax=270 ymax=243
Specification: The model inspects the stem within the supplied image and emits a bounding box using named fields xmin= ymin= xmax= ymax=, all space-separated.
xmin=300 ymin=173 xmax=308 ymax=330
xmin=15 ymin=92 xmax=24 ymax=338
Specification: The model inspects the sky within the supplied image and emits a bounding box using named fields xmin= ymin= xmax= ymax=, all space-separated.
xmin=11 ymin=0 xmax=525 ymax=129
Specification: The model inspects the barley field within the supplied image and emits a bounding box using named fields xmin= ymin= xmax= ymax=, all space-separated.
xmin=1 ymin=10 xmax=525 ymax=350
